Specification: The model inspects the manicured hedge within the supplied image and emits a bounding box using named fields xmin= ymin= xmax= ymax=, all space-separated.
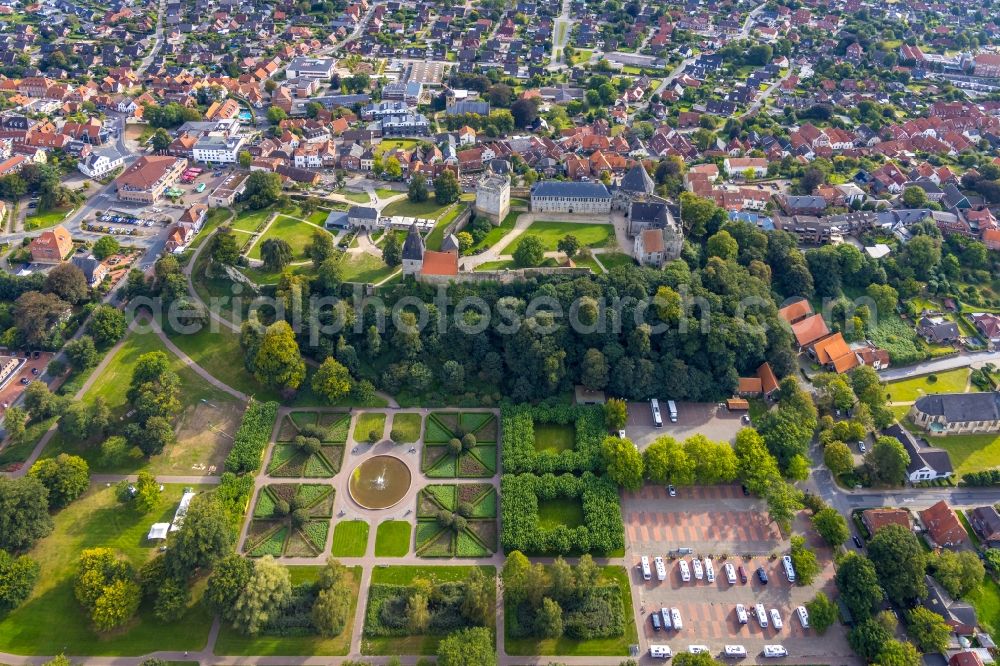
xmin=225 ymin=400 xmax=279 ymax=474
xmin=500 ymin=472 xmax=624 ymax=555
xmin=501 ymin=404 xmax=605 ymax=474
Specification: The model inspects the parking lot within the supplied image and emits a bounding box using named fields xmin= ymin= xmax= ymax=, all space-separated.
xmin=625 ymin=490 xmax=855 ymax=663
xmin=0 ymin=351 xmax=54 ymax=418
xmin=625 ymin=401 xmax=746 ymax=449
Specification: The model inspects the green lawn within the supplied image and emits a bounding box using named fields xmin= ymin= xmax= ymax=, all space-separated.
xmin=0 ymin=485 xmax=215 ymax=655
xmin=339 ymin=252 xmax=397 ymax=284
xmin=375 ymin=188 xmax=399 ymax=199
xmin=40 ymin=329 xmax=243 ymax=475
xmin=374 ymin=520 xmax=411 ymax=557
xmin=213 ymin=565 xmax=362 ymax=656
xmin=508 ymin=221 xmax=614 ymax=253
xmin=504 ymin=566 xmax=636 ymax=656
xmin=362 ymin=566 xmax=495 ymax=655
xmin=474 ymin=259 xmax=514 ymax=272
xmin=239 ymin=262 xmax=315 ymax=286
xmin=374 ymin=140 xmax=418 ymax=156
xmin=247 ymin=215 xmax=329 ymax=260
xmin=886 ymin=368 xmax=972 ymax=403
xmin=425 ymin=200 xmax=470 ymax=250
xmin=188 ymin=208 xmax=233 ymax=249
xmin=341 ymin=190 xmax=372 ymax=204
xmin=533 ymin=423 xmax=575 ymax=453
xmin=353 ymin=412 xmax=387 ymax=442
xmin=389 ymin=412 xmax=423 ymax=443
xmin=537 ymin=498 xmax=585 ymax=530
xmin=598 ymin=252 xmax=636 ymax=270
xmin=922 ymin=431 xmax=1000 ymax=476
xmin=968 ymin=575 xmax=1000 ymax=636
xmin=382 ymin=197 xmax=454 ymax=219
xmin=469 ymin=211 xmax=519 ymax=253
xmin=330 ymin=520 xmax=370 ymax=557
xmin=231 ymin=207 xmax=273 ymax=232
xmin=25 ymin=207 xmax=73 ymax=231
xmin=165 ymin=324 xmax=280 ymax=401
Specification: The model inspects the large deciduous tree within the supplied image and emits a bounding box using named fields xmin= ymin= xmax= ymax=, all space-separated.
xmin=0 ymin=476 xmax=54 ymax=552
xmin=28 ymin=453 xmax=89 ymax=509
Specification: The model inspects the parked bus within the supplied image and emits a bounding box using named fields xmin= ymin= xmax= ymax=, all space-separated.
xmin=654 ymin=556 xmax=667 ymax=581
xmin=782 ymin=555 xmax=796 ymax=582
xmin=651 ymin=399 xmax=663 ymax=427
xmin=640 ymin=556 xmax=651 ymax=581
xmin=667 ymin=400 xmax=678 ymax=423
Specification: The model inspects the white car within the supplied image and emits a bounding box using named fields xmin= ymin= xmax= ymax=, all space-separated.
xmin=692 ymin=558 xmax=704 ymax=580
xmin=770 ymin=609 xmax=783 ymax=630
xmin=796 ymin=606 xmax=809 ymax=629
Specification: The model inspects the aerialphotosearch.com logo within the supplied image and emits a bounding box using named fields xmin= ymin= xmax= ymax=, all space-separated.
xmin=124 ymin=282 xmax=883 ymax=347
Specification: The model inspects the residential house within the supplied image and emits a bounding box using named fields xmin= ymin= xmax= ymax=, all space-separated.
xmin=29 ymin=225 xmax=73 ymax=264
xmin=737 ymin=362 xmax=780 ymax=399
xmin=917 ymin=316 xmax=960 ymax=344
xmin=884 ymin=423 xmax=954 ymax=483
xmin=861 ymin=508 xmax=911 ymax=536
xmin=70 ymin=254 xmax=108 ymax=286
xmin=969 ymin=506 xmax=1000 ymax=547
xmin=919 ymin=500 xmax=967 ymax=548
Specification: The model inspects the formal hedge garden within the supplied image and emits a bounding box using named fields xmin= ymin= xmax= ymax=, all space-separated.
xmin=500 ymin=473 xmax=624 ymax=555
xmin=415 ymin=483 xmax=497 ymax=557
xmin=361 ymin=566 xmax=495 ymax=655
xmin=421 ymin=412 xmax=497 ymax=478
xmin=243 ymin=484 xmax=335 ymax=557
xmin=268 ymin=412 xmax=349 ymax=477
xmin=225 ymin=400 xmax=280 ymax=474
xmin=501 ymin=404 xmax=605 ymax=474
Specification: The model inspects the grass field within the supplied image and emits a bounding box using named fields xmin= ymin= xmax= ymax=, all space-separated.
xmin=361 ymin=566 xmax=495 ymax=655
xmin=330 ymin=520 xmax=370 ymax=557
xmin=390 ymin=412 xmax=422 ymax=442
xmin=382 ymin=197 xmax=453 ymax=219
xmin=231 ymin=207 xmax=273 ymax=232
xmin=374 ymin=520 xmax=411 ymax=557
xmin=247 ymin=215 xmax=328 ymax=260
xmin=353 ymin=412 xmax=387 ymax=442
xmin=599 ymin=252 xmax=636 ymax=270
xmin=508 ymin=221 xmax=614 ymax=253
xmin=0 ymin=484 xmax=214 ymax=655
xmin=165 ymin=325 xmax=279 ymax=401
xmin=968 ymin=576 xmax=1000 ymax=637
xmin=474 ymin=259 xmax=514 ymax=271
xmin=339 ymin=252 xmax=397 ymax=284
xmin=341 ymin=190 xmax=371 ymax=204
xmin=533 ymin=423 xmax=575 ymax=453
xmin=213 ymin=565 xmax=361 ymax=655
xmin=374 ymin=140 xmax=419 ymax=156
xmin=40 ymin=330 xmax=243 ymax=475
xmin=537 ymin=498 xmax=585 ymax=530
xmin=504 ymin=566 xmax=636 ymax=656
xmin=188 ymin=208 xmax=233 ymax=249
xmin=469 ymin=211 xmax=519 ymax=253
xmin=24 ymin=207 xmax=73 ymax=231
xmin=886 ymin=368 xmax=972 ymax=403
xmin=922 ymin=431 xmax=1000 ymax=476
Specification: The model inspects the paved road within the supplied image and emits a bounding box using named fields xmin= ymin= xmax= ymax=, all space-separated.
xmin=878 ymin=350 xmax=1000 ymax=381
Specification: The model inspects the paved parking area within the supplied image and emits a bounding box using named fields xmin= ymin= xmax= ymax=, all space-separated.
xmin=625 ymin=490 xmax=857 ymax=664
xmin=0 ymin=352 xmax=54 ymax=417
xmin=624 ymin=486 xmax=781 ymax=554
xmin=625 ymin=401 xmax=745 ymax=448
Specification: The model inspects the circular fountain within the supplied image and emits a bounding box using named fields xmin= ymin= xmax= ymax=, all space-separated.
xmin=348 ymin=455 xmax=412 ymax=510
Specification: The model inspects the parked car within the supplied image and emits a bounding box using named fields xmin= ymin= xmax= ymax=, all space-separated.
xmin=853 ymin=535 xmax=863 ymax=548
xmin=756 ymin=567 xmax=768 ymax=584
xmin=737 ymin=565 xmax=747 ymax=584
xmin=667 ymin=484 xmax=676 ymax=497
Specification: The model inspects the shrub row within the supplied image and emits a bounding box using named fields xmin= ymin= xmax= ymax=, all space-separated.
xmin=501 ymin=404 xmax=604 ymax=474
xmin=364 ymin=581 xmax=478 ymax=638
xmin=225 ymin=400 xmax=280 ymax=474
xmin=961 ymin=469 xmax=1000 ymax=486
xmin=500 ymin=472 xmax=624 ymax=555
xmin=214 ymin=472 xmax=256 ymax=537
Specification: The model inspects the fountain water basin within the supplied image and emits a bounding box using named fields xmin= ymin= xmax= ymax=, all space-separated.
xmin=348 ymin=455 xmax=412 ymax=510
